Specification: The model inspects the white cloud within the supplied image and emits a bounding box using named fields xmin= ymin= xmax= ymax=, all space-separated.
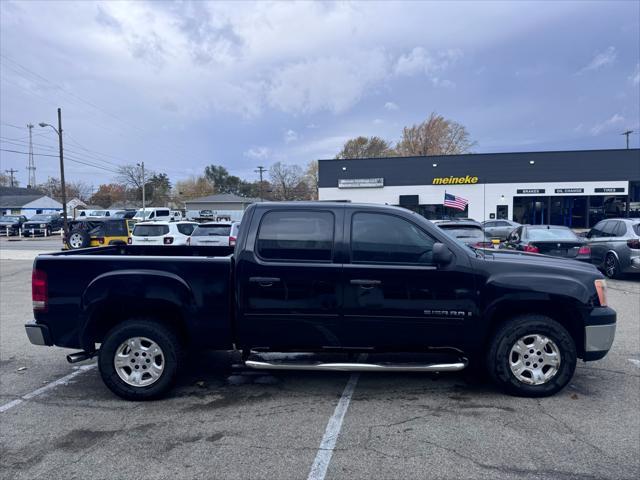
xmin=266 ymin=50 xmax=390 ymax=114
xmin=244 ymin=146 xmax=270 ymax=159
xmin=384 ymin=101 xmax=399 ymax=111
xmin=394 ymin=47 xmax=461 ymax=86
xmin=630 ymin=64 xmax=640 ymax=86
xmin=284 ymin=129 xmax=298 ymax=143
xmin=590 ymin=113 xmax=624 ymax=136
xmin=573 ymin=123 xmax=584 ymax=133
xmin=578 ymin=46 xmax=617 ymax=74
xmin=373 ymin=118 xmax=384 ymax=125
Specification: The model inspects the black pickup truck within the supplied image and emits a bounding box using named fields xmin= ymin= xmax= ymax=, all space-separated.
xmin=25 ymin=202 xmax=616 ymax=400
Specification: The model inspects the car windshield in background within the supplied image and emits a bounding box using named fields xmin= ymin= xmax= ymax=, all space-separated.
xmin=1 ymin=216 xmax=20 ymax=221
xmin=133 ymin=225 xmax=169 ymax=236
xmin=192 ymin=225 xmax=231 ymax=236
xmin=439 ymin=226 xmax=485 ymax=241
xmin=29 ymin=215 xmax=53 ymax=221
xmin=527 ymin=228 xmax=578 ymax=241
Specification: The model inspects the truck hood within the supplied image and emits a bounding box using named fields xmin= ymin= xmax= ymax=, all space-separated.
xmin=483 ymin=249 xmax=600 ymax=275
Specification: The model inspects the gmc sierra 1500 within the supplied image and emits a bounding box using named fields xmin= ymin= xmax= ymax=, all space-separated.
xmin=25 ymin=202 xmax=616 ymax=400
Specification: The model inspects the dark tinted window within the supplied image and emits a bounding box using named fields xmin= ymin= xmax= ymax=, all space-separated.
xmin=133 ymin=225 xmax=169 ymax=236
xmin=192 ymin=224 xmax=232 ymax=236
xmin=484 ymin=221 xmax=497 ymax=227
xmin=352 ymin=212 xmax=435 ymax=264
xmin=633 ymin=223 xmax=640 ymax=236
xmin=177 ymin=223 xmax=197 ymax=235
xmin=496 ymin=221 xmax=511 ymax=226
xmin=257 ymin=210 xmax=334 ymax=261
xmin=105 ymin=221 xmax=127 ymax=236
xmin=439 ymin=226 xmax=485 ymax=242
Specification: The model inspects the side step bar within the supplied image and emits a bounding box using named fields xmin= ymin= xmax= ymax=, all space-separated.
xmin=244 ymin=359 xmax=467 ymax=372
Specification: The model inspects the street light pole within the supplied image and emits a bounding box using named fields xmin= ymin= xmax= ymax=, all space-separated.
xmin=39 ymin=108 xmax=68 ymax=236
xmin=255 ymin=165 xmax=266 ymax=201
xmin=138 ymin=162 xmax=146 ymax=215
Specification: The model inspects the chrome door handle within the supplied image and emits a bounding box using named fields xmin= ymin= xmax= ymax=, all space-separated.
xmin=350 ymin=279 xmax=381 ymax=287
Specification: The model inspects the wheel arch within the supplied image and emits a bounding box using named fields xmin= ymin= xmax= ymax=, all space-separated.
xmin=79 ymin=270 xmax=194 ymax=351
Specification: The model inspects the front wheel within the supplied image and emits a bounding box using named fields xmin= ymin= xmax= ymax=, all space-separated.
xmin=604 ymin=253 xmax=621 ymax=279
xmin=487 ymin=315 xmax=576 ymax=397
xmin=98 ymin=319 xmax=183 ymax=400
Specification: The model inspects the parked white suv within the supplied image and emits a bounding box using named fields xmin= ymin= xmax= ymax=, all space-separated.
xmin=188 ymin=221 xmax=240 ymax=246
xmin=130 ymin=221 xmax=198 ymax=246
xmin=133 ymin=208 xmax=172 ymax=222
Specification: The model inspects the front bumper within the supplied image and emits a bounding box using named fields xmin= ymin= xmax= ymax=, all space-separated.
xmin=25 ymin=323 xmax=53 ymax=346
xmin=23 ymin=227 xmax=49 ymax=235
xmin=583 ymin=306 xmax=616 ymax=361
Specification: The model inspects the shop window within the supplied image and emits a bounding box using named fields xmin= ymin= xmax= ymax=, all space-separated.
xmin=396 ymin=203 xmax=468 ymax=220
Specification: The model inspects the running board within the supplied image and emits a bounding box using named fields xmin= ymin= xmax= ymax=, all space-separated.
xmin=244 ymin=359 xmax=467 ymax=372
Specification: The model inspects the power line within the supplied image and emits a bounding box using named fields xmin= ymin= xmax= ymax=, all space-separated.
xmin=27 ymin=123 xmax=36 ymax=188
xmin=0 ymin=148 xmax=119 ymax=173
xmin=4 ymin=168 xmax=18 ymax=187
xmin=621 ymin=130 xmax=634 ymax=149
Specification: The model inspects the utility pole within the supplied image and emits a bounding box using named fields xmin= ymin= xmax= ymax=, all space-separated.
xmin=26 ymin=123 xmax=36 ymax=188
xmin=5 ymin=168 xmax=18 ymax=187
xmin=137 ymin=162 xmax=146 ymax=214
xmin=38 ymin=108 xmax=68 ymax=236
xmin=255 ymin=165 xmax=266 ymax=201
xmin=622 ymin=130 xmax=633 ymax=149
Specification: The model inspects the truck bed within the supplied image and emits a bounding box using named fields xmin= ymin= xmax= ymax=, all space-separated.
xmin=32 ymin=244 xmax=235 ymax=351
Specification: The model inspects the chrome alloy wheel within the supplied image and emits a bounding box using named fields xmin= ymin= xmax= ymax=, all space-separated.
xmin=68 ymin=232 xmax=84 ymax=249
xmin=509 ymin=334 xmax=561 ymax=385
xmin=114 ymin=337 xmax=165 ymax=387
xmin=605 ymin=254 xmax=617 ymax=278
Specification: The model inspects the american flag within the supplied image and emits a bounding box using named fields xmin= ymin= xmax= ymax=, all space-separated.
xmin=444 ymin=192 xmax=468 ymax=211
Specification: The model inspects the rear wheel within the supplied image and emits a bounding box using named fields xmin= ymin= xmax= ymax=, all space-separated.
xmin=98 ymin=319 xmax=183 ymax=400
xmin=487 ymin=314 xmax=576 ymax=397
xmin=604 ymin=253 xmax=621 ymax=279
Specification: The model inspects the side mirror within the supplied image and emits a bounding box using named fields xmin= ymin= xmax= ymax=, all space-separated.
xmin=432 ymin=242 xmax=453 ymax=265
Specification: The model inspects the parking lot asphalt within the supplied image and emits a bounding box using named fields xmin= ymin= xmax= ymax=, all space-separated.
xmin=1 ymin=240 xmax=639 ymax=480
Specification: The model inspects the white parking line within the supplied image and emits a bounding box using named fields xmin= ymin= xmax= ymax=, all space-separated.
xmin=307 ymin=373 xmax=360 ymax=480
xmin=628 ymin=359 xmax=640 ymax=367
xmin=0 ymin=364 xmax=96 ymax=413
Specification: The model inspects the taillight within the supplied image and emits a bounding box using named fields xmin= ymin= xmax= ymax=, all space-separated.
xmin=164 ymin=236 xmax=174 ymax=245
xmin=127 ymin=237 xmax=132 ymax=244
xmin=578 ymin=246 xmax=591 ymax=255
xmin=229 ymin=236 xmax=236 ymax=246
xmin=594 ymin=279 xmax=607 ymax=306
xmin=32 ymin=269 xmax=48 ymax=312
xmin=524 ymin=244 xmax=539 ymax=253
xmin=97 ymin=237 xmax=105 ymax=245
xmin=627 ymin=239 xmax=640 ymax=250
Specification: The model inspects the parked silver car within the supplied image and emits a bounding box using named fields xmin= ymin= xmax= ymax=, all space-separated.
xmin=481 ymin=219 xmax=520 ymax=241
xmin=585 ymin=218 xmax=640 ymax=278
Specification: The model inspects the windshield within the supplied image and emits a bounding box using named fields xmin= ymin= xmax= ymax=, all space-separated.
xmin=29 ymin=215 xmax=53 ymax=221
xmin=133 ymin=224 xmax=169 ymax=236
xmin=527 ymin=228 xmax=578 ymax=241
xmin=134 ymin=209 xmax=153 ymax=219
xmin=1 ymin=216 xmax=20 ymax=221
xmin=192 ymin=224 xmax=231 ymax=236
xmin=439 ymin=226 xmax=485 ymax=241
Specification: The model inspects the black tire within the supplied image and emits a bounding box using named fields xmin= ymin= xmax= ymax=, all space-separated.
xmin=98 ymin=319 xmax=183 ymax=401
xmin=66 ymin=229 xmax=91 ymax=249
xmin=604 ymin=253 xmax=621 ymax=279
xmin=487 ymin=314 xmax=576 ymax=397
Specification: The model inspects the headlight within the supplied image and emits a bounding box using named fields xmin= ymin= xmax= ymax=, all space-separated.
xmin=594 ymin=279 xmax=607 ymax=306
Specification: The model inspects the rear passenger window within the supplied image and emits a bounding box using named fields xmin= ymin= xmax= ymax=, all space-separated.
xmin=177 ymin=224 xmax=196 ymax=235
xmin=257 ymin=211 xmax=334 ymax=261
xmin=613 ymin=221 xmax=626 ymax=237
xmin=351 ymin=212 xmax=436 ymax=264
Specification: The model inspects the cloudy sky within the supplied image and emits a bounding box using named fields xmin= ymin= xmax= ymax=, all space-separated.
xmin=1 ymin=0 xmax=638 ymax=189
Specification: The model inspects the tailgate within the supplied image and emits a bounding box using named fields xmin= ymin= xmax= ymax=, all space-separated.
xmin=531 ymin=241 xmax=583 ymax=257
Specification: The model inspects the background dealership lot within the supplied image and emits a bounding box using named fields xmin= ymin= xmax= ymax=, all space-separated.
xmin=0 ymin=237 xmax=638 ymax=480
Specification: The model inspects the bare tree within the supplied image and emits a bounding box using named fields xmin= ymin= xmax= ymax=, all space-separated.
xmin=305 ymin=160 xmax=319 ymax=200
xmin=174 ymin=176 xmax=215 ymax=199
xmin=396 ymin=112 xmax=475 ymax=156
xmin=336 ymin=136 xmax=395 ymax=159
xmin=269 ymin=162 xmax=308 ymax=200
xmin=116 ymin=164 xmax=151 ymax=191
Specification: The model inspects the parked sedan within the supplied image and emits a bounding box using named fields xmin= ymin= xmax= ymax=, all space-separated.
xmin=130 ymin=221 xmax=197 ymax=246
xmin=481 ymin=219 xmax=520 ymax=241
xmin=22 ymin=213 xmax=64 ymax=236
xmin=433 ymin=219 xmax=497 ymax=248
xmin=584 ymin=218 xmax=640 ymax=278
xmin=188 ymin=221 xmax=240 ymax=247
xmin=0 ymin=215 xmax=28 ymax=235
xmin=503 ymin=225 xmax=590 ymax=260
